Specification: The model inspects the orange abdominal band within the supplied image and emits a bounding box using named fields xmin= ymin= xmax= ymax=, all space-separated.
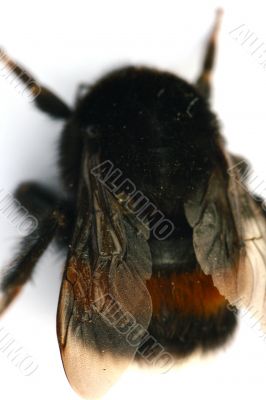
xmin=146 ymin=268 xmax=228 ymax=318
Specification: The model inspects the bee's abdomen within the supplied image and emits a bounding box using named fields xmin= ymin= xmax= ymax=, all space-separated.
xmin=147 ymin=269 xmax=228 ymax=318
xmin=142 ymin=265 xmax=237 ymax=357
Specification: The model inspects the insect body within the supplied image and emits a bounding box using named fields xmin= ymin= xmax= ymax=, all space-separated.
xmin=1 ymin=10 xmax=266 ymax=400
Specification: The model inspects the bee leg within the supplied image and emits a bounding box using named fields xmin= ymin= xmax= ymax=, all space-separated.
xmin=0 ymin=48 xmax=71 ymax=119
xmin=14 ymin=182 xmax=61 ymax=219
xmin=196 ymin=9 xmax=223 ymax=99
xmin=14 ymin=181 xmax=75 ymax=247
xmin=0 ymin=183 xmax=71 ymax=315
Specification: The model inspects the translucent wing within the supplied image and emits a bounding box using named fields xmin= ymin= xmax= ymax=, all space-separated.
xmin=226 ymin=154 xmax=266 ymax=325
xmin=185 ymin=141 xmax=266 ymax=330
xmin=57 ymin=145 xmax=152 ymax=399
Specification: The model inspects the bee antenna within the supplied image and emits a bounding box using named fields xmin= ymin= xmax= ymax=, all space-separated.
xmin=195 ymin=8 xmax=224 ymax=99
xmin=0 ymin=48 xmax=72 ymax=119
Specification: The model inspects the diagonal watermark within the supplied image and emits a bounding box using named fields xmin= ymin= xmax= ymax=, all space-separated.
xmin=0 ymin=324 xmax=39 ymax=376
xmin=229 ymin=23 xmax=266 ymax=71
xmin=0 ymin=48 xmax=41 ymax=102
xmin=93 ymin=293 xmax=175 ymax=373
xmin=0 ymin=187 xmax=39 ymax=236
xmin=91 ymin=160 xmax=175 ymax=240
xmin=227 ymin=159 xmax=266 ymax=211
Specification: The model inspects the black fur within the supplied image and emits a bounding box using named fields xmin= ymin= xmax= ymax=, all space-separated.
xmin=137 ymin=307 xmax=237 ymax=359
xmin=58 ymin=66 xmax=237 ymax=354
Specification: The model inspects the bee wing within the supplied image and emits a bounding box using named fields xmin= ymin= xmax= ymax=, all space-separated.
xmin=185 ymin=143 xmax=266 ymax=329
xmin=225 ymin=154 xmax=266 ymax=324
xmin=57 ymin=148 xmax=152 ymax=399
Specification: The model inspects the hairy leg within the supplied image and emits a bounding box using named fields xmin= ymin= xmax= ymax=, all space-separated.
xmin=0 ymin=182 xmax=74 ymax=314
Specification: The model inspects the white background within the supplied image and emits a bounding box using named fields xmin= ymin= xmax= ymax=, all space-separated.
xmin=0 ymin=0 xmax=266 ymax=399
